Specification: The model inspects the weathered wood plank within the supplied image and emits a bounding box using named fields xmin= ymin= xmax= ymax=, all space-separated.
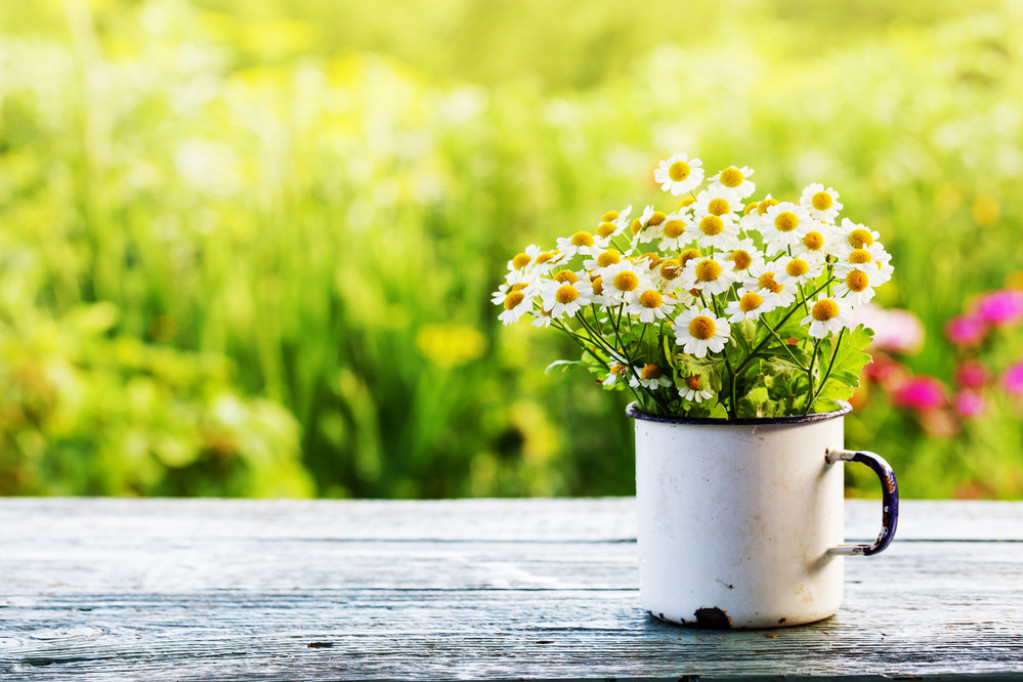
xmin=2 ymin=498 xmax=1022 ymax=542
xmin=2 ymin=498 xmax=1022 ymax=681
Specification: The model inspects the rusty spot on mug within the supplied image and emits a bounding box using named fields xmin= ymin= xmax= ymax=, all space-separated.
xmin=693 ymin=607 xmax=732 ymax=629
xmin=777 ymin=617 xmax=787 ymax=624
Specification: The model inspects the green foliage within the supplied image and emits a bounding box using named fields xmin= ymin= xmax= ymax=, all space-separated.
xmin=0 ymin=0 xmax=1021 ymax=498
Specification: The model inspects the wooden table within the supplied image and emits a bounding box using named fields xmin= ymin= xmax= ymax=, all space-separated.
xmin=1 ymin=498 xmax=1021 ymax=680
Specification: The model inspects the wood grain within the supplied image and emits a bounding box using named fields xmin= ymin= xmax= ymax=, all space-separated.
xmin=1 ymin=498 xmax=1022 ymax=681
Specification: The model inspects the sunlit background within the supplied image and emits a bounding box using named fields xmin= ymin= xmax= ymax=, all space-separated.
xmin=2 ymin=0 xmax=1022 ymax=499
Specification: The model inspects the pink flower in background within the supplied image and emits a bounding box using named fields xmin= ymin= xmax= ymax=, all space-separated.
xmin=1003 ymin=361 xmax=1023 ymax=396
xmin=976 ymin=290 xmax=1023 ymax=327
xmin=953 ymin=390 xmax=986 ymax=418
xmin=852 ymin=303 xmax=924 ymax=354
xmin=891 ymin=375 xmax=946 ymax=411
xmin=945 ymin=314 xmax=987 ymax=347
xmin=955 ymin=360 xmax=989 ymax=389
xmin=863 ymin=351 xmax=908 ymax=388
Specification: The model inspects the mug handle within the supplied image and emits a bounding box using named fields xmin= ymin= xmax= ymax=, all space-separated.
xmin=825 ymin=448 xmax=899 ymax=556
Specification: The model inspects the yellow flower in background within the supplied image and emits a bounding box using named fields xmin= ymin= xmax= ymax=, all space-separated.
xmin=415 ymin=324 xmax=486 ymax=368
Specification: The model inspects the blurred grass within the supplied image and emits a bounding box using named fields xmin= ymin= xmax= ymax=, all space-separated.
xmin=1 ymin=0 xmax=1022 ymax=498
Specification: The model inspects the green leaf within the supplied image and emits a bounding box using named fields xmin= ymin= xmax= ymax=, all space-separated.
xmin=810 ymin=325 xmax=874 ymax=411
xmin=544 ymin=359 xmax=580 ymax=374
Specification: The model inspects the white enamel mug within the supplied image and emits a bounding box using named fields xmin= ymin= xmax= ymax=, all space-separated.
xmin=629 ymin=402 xmax=898 ymax=629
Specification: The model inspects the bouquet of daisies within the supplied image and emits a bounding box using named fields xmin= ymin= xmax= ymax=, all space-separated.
xmin=494 ymin=153 xmax=892 ymax=419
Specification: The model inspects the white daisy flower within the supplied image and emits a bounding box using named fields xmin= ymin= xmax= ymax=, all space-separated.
xmin=834 ymin=266 xmax=881 ymax=306
xmin=630 ymin=205 xmax=670 ymax=245
xmin=792 ymin=222 xmax=838 ymax=259
xmin=630 ymin=363 xmax=674 ymax=390
xmin=602 ymin=262 xmax=652 ymax=304
xmin=760 ymin=202 xmax=811 ymax=254
xmin=657 ymin=213 xmax=693 ymax=251
xmin=531 ymin=306 xmax=555 ymax=328
xmin=498 ymin=284 xmax=536 ymax=325
xmin=833 ymin=243 xmax=893 ymax=284
xmin=506 ymin=244 xmax=542 ymax=274
xmin=831 ymin=218 xmax=881 ymax=256
xmin=724 ymin=239 xmax=766 ymax=279
xmin=692 ymin=189 xmax=741 ymax=221
xmin=555 ymin=230 xmax=610 ymax=259
xmin=679 ymin=374 xmax=715 ymax=403
xmin=682 ymin=255 xmax=736 ymax=296
xmin=693 ymin=212 xmax=741 ymax=251
xmin=800 ymin=183 xmax=843 ymax=222
xmin=744 ymin=262 xmax=799 ymax=307
xmin=725 ymin=288 xmax=780 ymax=323
xmin=654 ymin=153 xmax=705 ymax=196
xmin=774 ymin=252 xmax=826 ymax=286
xmin=655 ymin=257 xmax=687 ymax=292
xmin=583 ymin=248 xmax=625 ymax=278
xmin=601 ymin=362 xmax=631 ymax=387
xmin=674 ymin=307 xmax=731 ymax=358
xmin=739 ymin=194 xmax=779 ymax=231
xmin=595 ymin=205 xmax=634 ymax=239
xmin=540 ymin=275 xmax=594 ymax=319
xmin=625 ymin=288 xmax=677 ymax=323
xmin=709 ymin=165 xmax=756 ymax=201
xmin=491 ymin=280 xmax=537 ymax=305
xmin=801 ymin=295 xmax=855 ymax=339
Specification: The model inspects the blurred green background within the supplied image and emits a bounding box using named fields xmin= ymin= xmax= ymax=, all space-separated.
xmin=2 ymin=0 xmax=1022 ymax=499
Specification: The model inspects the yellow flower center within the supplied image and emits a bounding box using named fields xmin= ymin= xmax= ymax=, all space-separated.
xmin=503 ymin=291 xmax=525 ymax=310
xmin=678 ymin=248 xmax=702 ymax=267
xmin=785 ymin=258 xmax=809 ymax=278
xmin=609 ymin=363 xmax=626 ymax=376
xmin=659 ymin=258 xmax=682 ymax=280
xmin=848 ymin=248 xmax=872 ymax=264
xmin=591 ymin=275 xmax=604 ymax=295
xmin=629 ymin=219 xmax=643 ymax=235
xmin=685 ymin=374 xmax=702 ymax=390
xmin=663 ymin=219 xmax=687 ymax=239
xmin=601 ymin=210 xmax=619 ymax=222
xmin=730 ymin=249 xmax=752 ymax=271
xmin=739 ymin=291 xmax=763 ymax=312
xmin=612 ymin=270 xmax=639 ymax=292
xmin=648 ymin=211 xmax=667 ymax=226
xmin=571 ymin=231 xmax=595 ymax=247
xmin=803 ymin=231 xmax=825 ymax=251
xmin=758 ymin=198 xmax=779 ymax=215
xmin=719 ymin=167 xmax=744 ymax=188
xmin=668 ymin=160 xmax=691 ymax=182
xmin=744 ymin=202 xmax=759 ymax=216
xmin=553 ymin=270 xmax=578 ymax=284
xmin=707 ymin=198 xmax=731 ymax=216
xmin=511 ymin=282 xmax=528 ymax=291
xmin=846 ymin=270 xmax=870 ymax=292
xmin=811 ymin=299 xmax=840 ymax=321
xmin=535 ymin=252 xmax=555 ymax=265
xmin=688 ymin=315 xmax=716 ymax=340
xmin=774 ymin=211 xmax=799 ymax=232
xmin=699 ymin=215 xmax=724 ymax=236
xmin=694 ymin=259 xmax=722 ymax=282
xmin=512 ymin=253 xmax=532 ymax=270
xmin=848 ymin=228 xmax=874 ymax=249
xmin=638 ymin=289 xmax=663 ymax=309
xmin=596 ymin=250 xmax=621 ymax=268
xmin=555 ymin=284 xmax=579 ymax=305
xmin=758 ymin=272 xmax=783 ymax=294
xmin=597 ymin=221 xmax=618 ymax=237
xmin=677 ymin=197 xmax=696 ymax=210
xmin=640 ymin=364 xmax=663 ymax=380
xmin=811 ymin=191 xmax=833 ymax=211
